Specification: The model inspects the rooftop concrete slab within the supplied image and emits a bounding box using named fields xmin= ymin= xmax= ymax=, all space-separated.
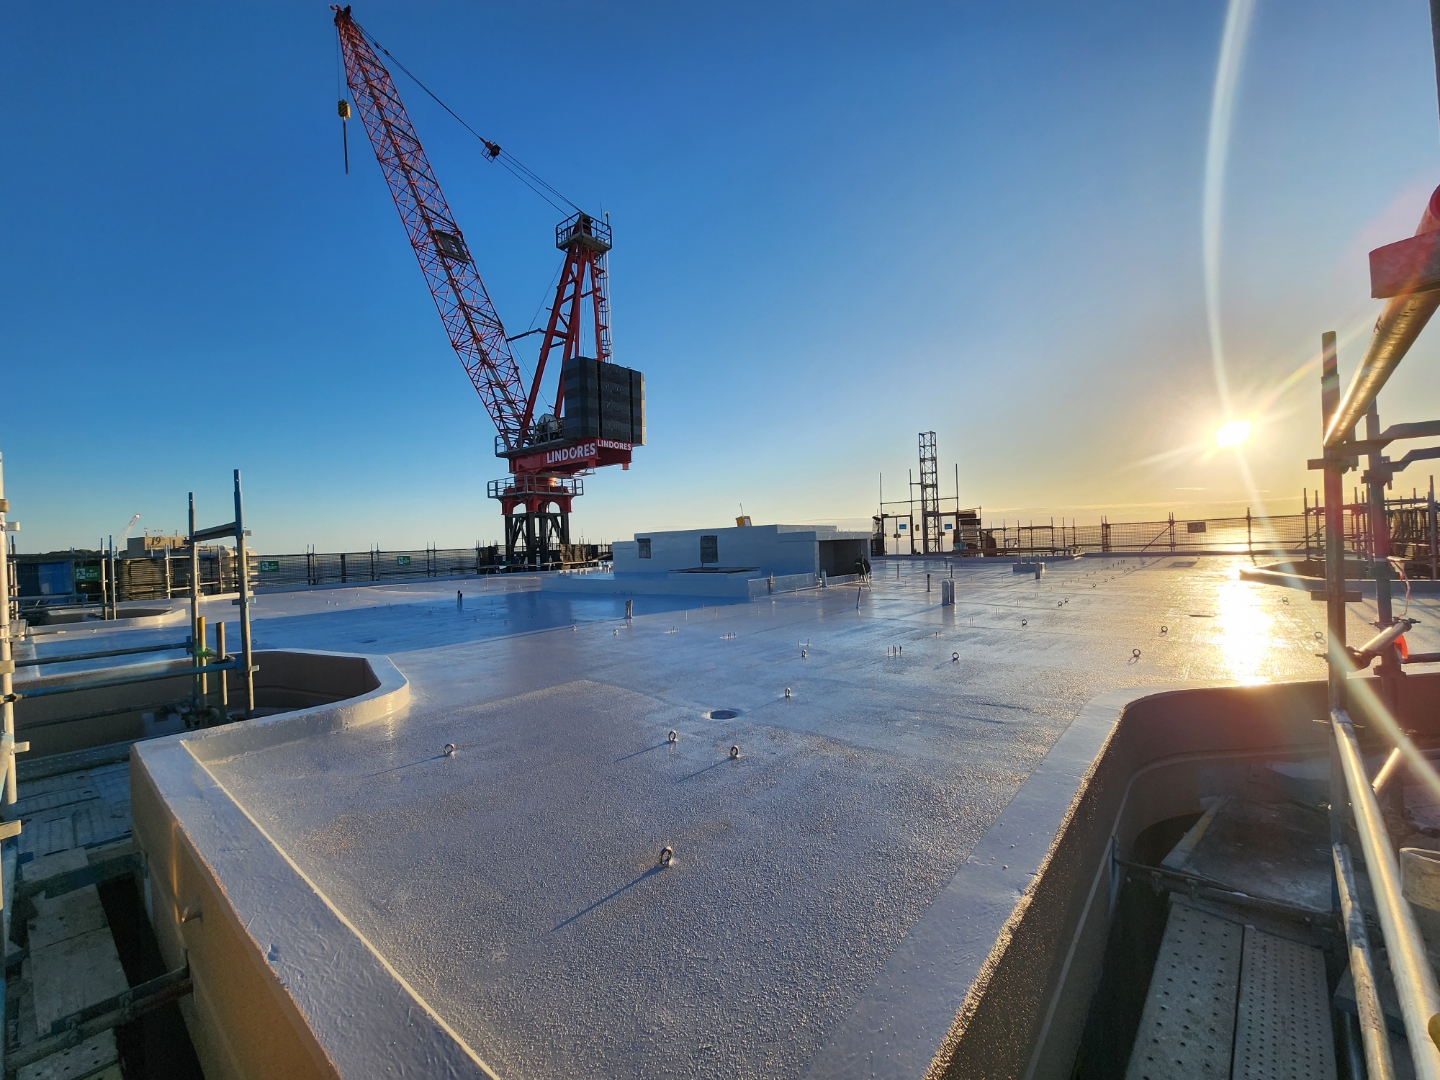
xmin=51 ymin=558 xmax=1440 ymax=1078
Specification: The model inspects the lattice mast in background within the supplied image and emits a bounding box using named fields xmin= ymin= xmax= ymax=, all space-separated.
xmin=333 ymin=5 xmax=529 ymax=451
xmin=919 ymin=431 xmax=941 ymax=554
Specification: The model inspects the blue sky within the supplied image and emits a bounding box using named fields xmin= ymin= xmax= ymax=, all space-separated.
xmin=5 ymin=2 xmax=1440 ymax=553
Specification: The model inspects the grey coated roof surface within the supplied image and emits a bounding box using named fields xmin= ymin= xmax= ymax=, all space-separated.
xmin=55 ymin=555 xmax=1400 ymax=1078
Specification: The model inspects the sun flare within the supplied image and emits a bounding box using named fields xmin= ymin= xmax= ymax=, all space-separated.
xmin=1214 ymin=419 xmax=1251 ymax=448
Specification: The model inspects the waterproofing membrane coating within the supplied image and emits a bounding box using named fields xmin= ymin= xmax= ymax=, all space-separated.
xmin=154 ymin=558 xmax=1390 ymax=1078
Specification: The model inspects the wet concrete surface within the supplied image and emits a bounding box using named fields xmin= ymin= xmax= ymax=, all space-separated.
xmin=31 ymin=556 xmax=1440 ymax=1078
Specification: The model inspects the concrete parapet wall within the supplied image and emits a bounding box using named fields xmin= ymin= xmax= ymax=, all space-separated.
xmin=540 ymin=568 xmax=854 ymax=598
xmin=612 ymin=524 xmax=867 ymax=578
xmin=15 ymin=650 xmax=386 ymax=760
xmin=27 ymin=601 xmax=189 ymax=636
xmin=15 ymin=659 xmax=193 ymax=757
xmin=811 ymin=672 xmax=1440 ymax=1079
xmin=129 ymin=654 xmax=499 ymax=1080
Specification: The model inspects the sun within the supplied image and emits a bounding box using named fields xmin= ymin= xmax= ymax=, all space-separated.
xmin=1214 ymin=419 xmax=1252 ymax=448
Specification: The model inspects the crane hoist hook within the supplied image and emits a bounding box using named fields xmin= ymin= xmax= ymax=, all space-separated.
xmin=338 ymin=100 xmax=351 ymax=174
xmin=483 ymin=140 xmax=502 ymax=160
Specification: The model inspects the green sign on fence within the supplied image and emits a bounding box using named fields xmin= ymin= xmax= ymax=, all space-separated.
xmin=396 ymin=555 xmax=412 ymax=567
xmin=74 ymin=566 xmax=101 ymax=582
xmin=259 ymin=560 xmax=280 ymax=573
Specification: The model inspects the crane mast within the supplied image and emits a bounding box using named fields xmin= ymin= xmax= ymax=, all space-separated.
xmin=333 ymin=7 xmax=643 ymax=567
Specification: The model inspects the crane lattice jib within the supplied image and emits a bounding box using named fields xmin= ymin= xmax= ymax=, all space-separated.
xmin=334 ymin=8 xmax=529 ymax=451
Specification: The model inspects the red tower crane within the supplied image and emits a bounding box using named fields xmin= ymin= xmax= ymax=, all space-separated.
xmin=333 ymin=6 xmax=643 ymax=567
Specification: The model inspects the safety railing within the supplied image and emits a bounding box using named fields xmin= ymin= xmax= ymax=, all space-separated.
xmin=13 ymin=659 xmax=242 ymax=700
xmin=494 ymin=424 xmax=572 ymax=457
xmin=1316 ymin=88 xmax=1440 ymax=1070
xmin=1330 ymin=705 xmax=1440 ymax=1079
xmin=486 ymin=475 xmax=584 ymax=499
xmin=555 ymin=210 xmax=611 ymax=252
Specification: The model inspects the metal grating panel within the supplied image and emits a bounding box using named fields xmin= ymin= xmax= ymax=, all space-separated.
xmin=1125 ymin=901 xmax=1243 ymax=1079
xmin=1231 ymin=926 xmax=1336 ymax=1080
xmin=8 ymin=786 xmax=98 ymax=819
xmin=18 ymin=816 xmax=75 ymax=859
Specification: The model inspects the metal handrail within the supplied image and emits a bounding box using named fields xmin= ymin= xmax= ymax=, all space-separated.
xmin=494 ymin=424 xmax=571 ymax=457
xmin=555 ymin=211 xmax=611 ymax=251
xmin=22 ymin=640 xmax=193 ymax=667
xmin=486 ymin=475 xmax=584 ymax=499
xmin=1334 ymin=839 xmax=1398 ymax=1080
xmin=12 ymin=659 xmax=241 ymax=700
xmin=1332 ymin=707 xmax=1440 ymax=1079
xmin=1325 ymin=187 xmax=1440 ymax=446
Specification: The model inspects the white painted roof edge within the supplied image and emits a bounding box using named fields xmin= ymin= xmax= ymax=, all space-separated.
xmin=27 ymin=599 xmax=190 ymax=637
xmin=179 ymin=650 xmax=410 ymax=763
xmin=135 ymin=653 xmax=499 ymax=1079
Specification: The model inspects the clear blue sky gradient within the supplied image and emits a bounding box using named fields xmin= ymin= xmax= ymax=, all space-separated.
xmin=5 ymin=2 xmax=1440 ymax=553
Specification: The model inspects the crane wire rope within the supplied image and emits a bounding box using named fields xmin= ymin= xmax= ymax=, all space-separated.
xmin=352 ymin=24 xmax=581 ymax=216
xmin=335 ymin=14 xmax=615 ymax=429
xmin=506 ymin=260 xmax=565 ymax=395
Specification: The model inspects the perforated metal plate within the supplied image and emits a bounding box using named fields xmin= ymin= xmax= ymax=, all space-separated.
xmin=1125 ymin=901 xmax=1243 ymax=1079
xmin=1231 ymin=926 xmax=1336 ymax=1080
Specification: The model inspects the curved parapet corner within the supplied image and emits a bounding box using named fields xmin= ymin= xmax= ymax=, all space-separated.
xmin=16 ymin=650 xmax=411 ymax=761
xmin=807 ymin=673 xmax=1440 ymax=1080
xmin=178 ymin=650 xmax=411 ymax=764
xmin=129 ymin=653 xmax=497 ymax=1080
xmin=27 ymin=599 xmax=191 ymax=635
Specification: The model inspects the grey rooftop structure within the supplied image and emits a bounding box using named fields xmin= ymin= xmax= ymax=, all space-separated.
xmin=550 ymin=523 xmax=871 ymax=597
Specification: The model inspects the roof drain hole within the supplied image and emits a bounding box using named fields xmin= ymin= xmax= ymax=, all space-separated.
xmin=708 ymin=709 xmax=738 ymax=720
